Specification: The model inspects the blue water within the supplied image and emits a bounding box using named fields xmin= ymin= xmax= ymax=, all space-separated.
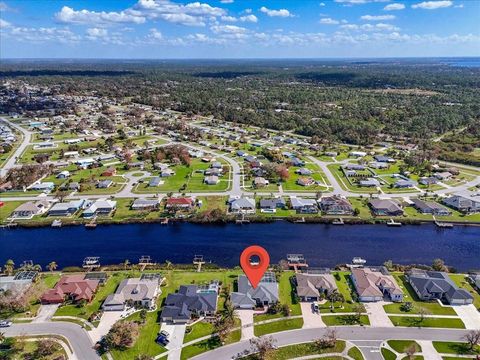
xmin=446 ymin=61 xmax=480 ymax=68
xmin=0 ymin=222 xmax=479 ymax=271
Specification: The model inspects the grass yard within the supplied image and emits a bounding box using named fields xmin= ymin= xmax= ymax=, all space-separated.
xmin=348 ymin=346 xmax=365 ymax=360
xmin=432 ymin=341 xmax=480 ymax=355
xmin=321 ymin=315 xmax=370 ymax=326
xmin=244 ymin=340 xmax=346 ymax=360
xmin=180 ymin=329 xmax=241 ymax=360
xmin=388 ymin=316 xmax=465 ymax=329
xmin=381 ymin=347 xmax=397 ymax=360
xmin=0 ymin=200 xmax=26 ymax=222
xmin=1 ymin=337 xmax=67 ymax=360
xmin=387 ymin=340 xmax=422 ymax=353
xmin=282 ymin=163 xmax=330 ymax=192
xmin=183 ymin=321 xmax=215 ymax=344
xmin=318 ymin=272 xmax=358 ymax=313
xmin=254 ymin=317 xmax=304 ymax=336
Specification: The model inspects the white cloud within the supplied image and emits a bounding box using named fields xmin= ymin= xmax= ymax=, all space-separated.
xmin=0 ymin=18 xmax=11 ymax=28
xmin=384 ymin=3 xmax=406 ymax=10
xmin=412 ymin=1 xmax=453 ymax=9
xmin=211 ymin=24 xmax=248 ymax=34
xmin=86 ymin=28 xmax=108 ymax=38
xmin=221 ymin=15 xmax=237 ymax=22
xmin=240 ymin=14 xmax=258 ymax=23
xmin=8 ymin=26 xmax=82 ymax=43
xmin=340 ymin=22 xmax=400 ymax=31
xmin=55 ymin=6 xmax=146 ymax=25
xmin=220 ymin=0 xmax=234 ymax=3
xmin=148 ymin=28 xmax=163 ymax=39
xmin=320 ymin=18 xmax=340 ymax=25
xmin=244 ymin=8 xmax=252 ymax=14
xmin=361 ymin=14 xmax=395 ymax=20
xmin=259 ymin=6 xmax=293 ymax=17
xmin=320 ymin=2 xmax=326 ymax=6
xmin=334 ymin=0 xmax=390 ymax=4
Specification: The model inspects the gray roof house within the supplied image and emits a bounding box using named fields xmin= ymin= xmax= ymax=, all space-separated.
xmin=103 ymin=277 xmax=161 ymax=311
xmin=229 ymin=197 xmax=256 ymax=214
xmin=351 ymin=267 xmax=403 ymax=302
xmin=443 ymin=195 xmax=480 ymax=214
xmin=131 ymin=198 xmax=160 ymax=210
xmin=160 ymin=285 xmax=218 ymax=324
xmin=368 ymin=199 xmax=403 ymax=216
xmin=149 ymin=177 xmax=162 ymax=187
xmin=468 ymin=274 xmax=480 ymax=291
xmin=10 ymin=200 xmax=50 ymax=219
xmin=359 ymin=178 xmax=380 ymax=187
xmin=259 ymin=198 xmax=286 ymax=210
xmin=83 ymin=199 xmax=116 ymax=218
xmin=406 ymin=269 xmax=474 ymax=305
xmin=48 ymin=200 xmax=85 ymax=217
xmin=290 ymin=197 xmax=318 ymax=214
xmin=318 ymin=196 xmax=354 ymax=215
xmin=411 ymin=199 xmax=451 ymax=216
xmin=231 ymin=272 xmax=279 ymax=309
xmin=294 ymin=272 xmax=338 ymax=301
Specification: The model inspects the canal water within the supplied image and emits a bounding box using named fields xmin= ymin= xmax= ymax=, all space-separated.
xmin=1 ymin=222 xmax=479 ymax=271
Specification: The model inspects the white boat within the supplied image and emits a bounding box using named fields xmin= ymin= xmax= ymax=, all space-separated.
xmin=352 ymin=257 xmax=366 ymax=266
xmin=51 ymin=219 xmax=62 ymax=228
xmin=387 ymin=218 xmax=402 ymax=227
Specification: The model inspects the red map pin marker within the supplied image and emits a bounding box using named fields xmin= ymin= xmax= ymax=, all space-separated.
xmin=240 ymin=245 xmax=270 ymax=289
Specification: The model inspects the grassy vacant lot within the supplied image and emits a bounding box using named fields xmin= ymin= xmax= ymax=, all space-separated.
xmin=244 ymin=340 xmax=346 ymax=360
xmin=322 ymin=315 xmax=370 ymax=326
xmin=383 ymin=274 xmax=457 ymax=316
xmin=388 ymin=316 xmax=465 ymax=329
xmin=449 ymin=274 xmax=480 ymax=309
xmin=54 ymin=272 xmax=129 ymax=320
xmin=254 ymin=272 xmax=301 ymax=322
xmin=387 ymin=340 xmax=422 ymax=354
xmin=432 ymin=341 xmax=480 ymax=355
xmin=282 ymin=163 xmax=329 ymax=192
xmin=2 ymin=337 xmax=67 ymax=360
xmin=254 ymin=317 xmax=304 ymax=336
xmin=180 ymin=329 xmax=241 ymax=360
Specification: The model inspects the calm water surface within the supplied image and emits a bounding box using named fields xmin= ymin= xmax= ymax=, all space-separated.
xmin=1 ymin=222 xmax=479 ymax=270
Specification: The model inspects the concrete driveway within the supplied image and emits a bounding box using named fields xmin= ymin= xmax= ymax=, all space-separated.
xmin=454 ymin=304 xmax=480 ymax=329
xmin=237 ymin=309 xmax=254 ymax=340
xmin=160 ymin=323 xmax=186 ymax=360
xmin=33 ymin=304 xmax=59 ymax=323
xmin=363 ymin=302 xmax=393 ymax=328
xmin=88 ymin=310 xmax=129 ymax=343
xmin=300 ymin=302 xmax=325 ymax=328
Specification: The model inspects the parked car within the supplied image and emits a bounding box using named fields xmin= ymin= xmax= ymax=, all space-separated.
xmin=159 ymin=330 xmax=170 ymax=338
xmin=156 ymin=335 xmax=169 ymax=346
xmin=0 ymin=320 xmax=12 ymax=327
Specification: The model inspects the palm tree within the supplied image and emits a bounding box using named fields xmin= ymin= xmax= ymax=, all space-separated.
xmin=222 ymin=301 xmax=238 ymax=325
xmin=4 ymin=259 xmax=14 ymax=275
xmin=165 ymin=260 xmax=173 ymax=270
xmin=47 ymin=261 xmax=57 ymax=272
xmin=327 ymin=290 xmax=344 ymax=311
xmin=32 ymin=264 xmax=42 ymax=272
xmin=123 ymin=259 xmax=130 ymax=271
xmin=0 ymin=331 xmax=5 ymax=344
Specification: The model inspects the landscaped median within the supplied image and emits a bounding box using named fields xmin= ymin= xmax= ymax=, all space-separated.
xmin=322 ymin=314 xmax=370 ymax=327
xmin=432 ymin=341 xmax=480 ymax=356
xmin=388 ymin=316 xmax=465 ymax=329
xmin=253 ymin=317 xmax=304 ymax=336
xmin=180 ymin=328 xmax=241 ymax=360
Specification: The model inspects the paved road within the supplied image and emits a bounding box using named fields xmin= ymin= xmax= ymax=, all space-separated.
xmin=3 ymin=321 xmax=100 ymax=359
xmin=0 ymin=117 xmax=32 ymax=177
xmin=191 ymin=326 xmax=470 ymax=360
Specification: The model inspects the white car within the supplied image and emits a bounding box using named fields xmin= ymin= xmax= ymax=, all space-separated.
xmin=0 ymin=320 xmax=12 ymax=327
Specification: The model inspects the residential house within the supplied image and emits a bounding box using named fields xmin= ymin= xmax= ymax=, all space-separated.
xmin=359 ymin=178 xmax=380 ymax=187
xmin=101 ymin=167 xmax=117 ymax=177
xmin=349 ymin=151 xmax=367 ymax=158
xmin=419 ymin=177 xmax=438 ymax=186
xmin=204 ymin=175 xmax=220 ymax=185
xmin=434 ymin=172 xmax=453 ymax=181
xmin=294 ymin=272 xmax=338 ymax=302
xmin=290 ymin=197 xmax=318 ymax=214
xmin=351 ymin=267 xmax=403 ymax=302
xmin=48 ymin=200 xmax=85 ymax=217
xmin=374 ymin=155 xmax=395 ymax=163
xmin=318 ymin=196 xmax=354 ymax=215
xmin=394 ymin=179 xmax=416 ymax=188
xmin=254 ymin=177 xmax=269 ymax=188
xmin=103 ymin=276 xmax=161 ymax=311
xmin=411 ymin=199 xmax=451 ymax=216
xmin=149 ymin=177 xmax=163 ymax=187
xmin=41 ymin=275 xmax=99 ymax=304
xmin=161 ymin=169 xmax=175 ymax=177
xmin=443 ymin=194 xmax=480 ymax=214
xmin=229 ymin=197 xmax=256 ymax=214
xmin=166 ymin=197 xmax=194 ymax=211
xmin=30 ymin=182 xmax=55 ymax=192
xmin=291 ymin=157 xmax=304 ymax=167
xmin=231 ymin=272 xmax=279 ymax=309
xmin=56 ymin=171 xmax=70 ymax=179
xmin=83 ymin=199 xmax=117 ymax=218
xmin=369 ymin=162 xmax=389 ymax=169
xmin=160 ymin=284 xmax=218 ymax=324
xmin=97 ymin=180 xmax=113 ymax=189
xmin=259 ymin=198 xmax=286 ymax=210
xmin=131 ymin=198 xmax=160 ymax=210
xmin=407 ymin=269 xmax=474 ymax=305
xmin=0 ymin=271 xmax=38 ymax=294
xmin=296 ymin=168 xmax=313 ymax=176
xmin=343 ymin=164 xmax=366 ymax=171
xmin=368 ymin=199 xmax=403 ymax=216
xmin=10 ymin=200 xmax=50 ymax=219
xmin=468 ymin=274 xmax=480 ymax=291
xmin=296 ymin=177 xmax=315 ymax=187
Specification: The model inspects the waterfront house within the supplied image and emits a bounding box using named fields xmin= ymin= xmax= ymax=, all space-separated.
xmin=160 ymin=284 xmax=218 ymax=323
xmin=294 ymin=272 xmax=338 ymax=302
xmin=259 ymin=198 xmax=286 ymax=210
xmin=351 ymin=267 xmax=403 ymax=302
xmin=103 ymin=276 xmax=162 ymax=311
xmin=230 ymin=272 xmax=279 ymax=309
xmin=41 ymin=275 xmax=99 ymax=304
xmin=131 ymin=198 xmax=160 ymax=210
xmin=0 ymin=271 xmax=38 ymax=295
xmin=166 ymin=197 xmax=194 ymax=211
xmin=411 ymin=199 xmax=451 ymax=216
xmin=468 ymin=274 xmax=480 ymax=291
xmin=10 ymin=200 xmax=50 ymax=219
xmin=443 ymin=194 xmax=480 ymax=214
xmin=368 ymin=199 xmax=403 ymax=216
xmin=290 ymin=197 xmax=318 ymax=214
xmin=48 ymin=200 xmax=85 ymax=217
xmin=406 ymin=269 xmax=473 ymax=305
xmin=318 ymin=196 xmax=354 ymax=215
xmin=229 ymin=197 xmax=256 ymax=214
xmin=82 ymin=199 xmax=117 ymax=218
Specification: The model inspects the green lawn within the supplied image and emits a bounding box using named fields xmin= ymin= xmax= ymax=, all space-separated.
xmin=180 ymin=329 xmax=241 ymax=360
xmin=0 ymin=200 xmax=26 ymax=222
xmin=183 ymin=321 xmax=215 ymax=344
xmin=243 ymin=340 xmax=346 ymax=360
xmin=254 ymin=318 xmax=304 ymax=336
xmin=381 ymin=347 xmax=397 ymax=360
xmin=388 ymin=316 xmax=465 ymax=329
xmin=432 ymin=341 xmax=480 ymax=355
xmin=387 ymin=340 xmax=422 ymax=353
xmin=282 ymin=162 xmax=330 ymax=192
xmin=348 ymin=346 xmax=365 ymax=360
xmin=321 ymin=315 xmax=370 ymax=326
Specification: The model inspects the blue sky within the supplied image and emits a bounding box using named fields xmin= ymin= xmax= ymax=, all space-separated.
xmin=1 ymin=0 xmax=479 ymax=58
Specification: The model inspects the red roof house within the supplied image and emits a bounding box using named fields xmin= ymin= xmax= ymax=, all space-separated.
xmin=41 ymin=275 xmax=100 ymax=304
xmin=102 ymin=167 xmax=117 ymax=177
xmin=165 ymin=197 xmax=194 ymax=209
